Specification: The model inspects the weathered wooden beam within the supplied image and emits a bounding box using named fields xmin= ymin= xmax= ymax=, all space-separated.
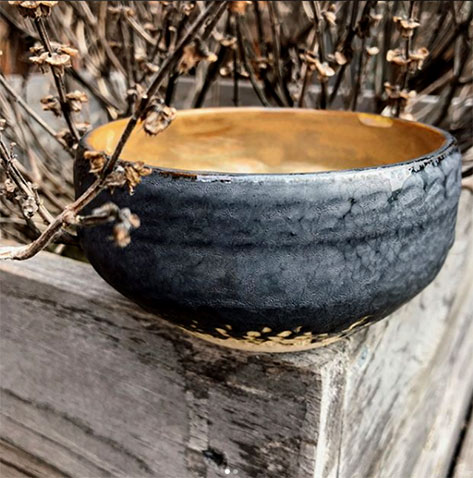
xmin=453 ymin=406 xmax=473 ymax=478
xmin=1 ymin=191 xmax=472 ymax=478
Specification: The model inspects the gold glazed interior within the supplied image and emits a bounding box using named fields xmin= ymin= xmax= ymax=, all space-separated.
xmin=86 ymin=108 xmax=447 ymax=174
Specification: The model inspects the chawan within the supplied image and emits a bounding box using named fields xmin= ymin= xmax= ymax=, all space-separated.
xmin=75 ymin=108 xmax=462 ymax=352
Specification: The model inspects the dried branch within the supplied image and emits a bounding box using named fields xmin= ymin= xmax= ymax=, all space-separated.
xmin=33 ymin=17 xmax=80 ymax=143
xmin=0 ymin=1 xmax=227 ymax=261
xmin=0 ymin=73 xmax=73 ymax=155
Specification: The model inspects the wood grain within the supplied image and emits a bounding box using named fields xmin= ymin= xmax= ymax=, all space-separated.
xmin=453 ymin=405 xmax=473 ymax=478
xmin=1 ymin=191 xmax=472 ymax=478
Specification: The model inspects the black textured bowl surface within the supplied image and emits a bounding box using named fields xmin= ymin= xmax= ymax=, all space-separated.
xmin=74 ymin=108 xmax=462 ymax=352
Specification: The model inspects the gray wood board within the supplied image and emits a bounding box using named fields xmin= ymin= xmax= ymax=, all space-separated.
xmin=1 ymin=191 xmax=472 ymax=478
xmin=453 ymin=406 xmax=473 ymax=478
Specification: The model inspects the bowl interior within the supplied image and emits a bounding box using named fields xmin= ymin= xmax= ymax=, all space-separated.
xmin=86 ymin=108 xmax=447 ymax=174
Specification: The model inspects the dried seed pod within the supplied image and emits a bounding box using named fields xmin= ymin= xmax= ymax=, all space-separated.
xmin=179 ymin=1 xmax=196 ymax=16
xmin=314 ymin=59 xmax=335 ymax=82
xmin=3 ymin=178 xmax=17 ymax=196
xmin=29 ymin=51 xmax=49 ymax=73
xmin=142 ymin=103 xmax=176 ymax=136
xmin=123 ymin=162 xmax=152 ymax=194
xmin=302 ymin=51 xmax=335 ymax=81
xmin=220 ymin=36 xmax=237 ymax=49
xmin=384 ymin=82 xmax=415 ymax=109
xmin=386 ymin=49 xmax=408 ymax=67
xmin=21 ymin=195 xmax=38 ymax=218
xmin=40 ymin=95 xmax=61 ymax=116
xmin=104 ymin=165 xmax=127 ymax=191
xmin=66 ymin=90 xmax=89 ymax=113
xmin=219 ymin=64 xmax=233 ymax=77
xmin=366 ymin=46 xmax=380 ymax=56
xmin=84 ymin=150 xmax=107 ymax=175
xmin=113 ymin=222 xmax=132 ymax=248
xmin=334 ymin=51 xmax=348 ymax=66
xmin=30 ymin=50 xmax=74 ymax=75
xmin=393 ymin=16 xmax=421 ymax=38
xmin=409 ymin=47 xmax=429 ymax=70
xmin=178 ymin=39 xmax=218 ymax=74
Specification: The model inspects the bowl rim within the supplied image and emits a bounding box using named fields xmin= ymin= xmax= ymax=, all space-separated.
xmin=80 ymin=107 xmax=457 ymax=182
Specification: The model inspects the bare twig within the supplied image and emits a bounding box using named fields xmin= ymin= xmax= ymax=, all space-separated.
xmin=0 ymin=73 xmax=73 ymax=155
xmin=33 ymin=17 xmax=81 ymax=144
xmin=329 ymin=0 xmax=360 ymax=104
xmin=395 ymin=1 xmax=416 ymax=117
xmin=0 ymin=137 xmax=54 ymax=225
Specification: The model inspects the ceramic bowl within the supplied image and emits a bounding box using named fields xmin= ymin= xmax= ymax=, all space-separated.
xmin=75 ymin=108 xmax=462 ymax=352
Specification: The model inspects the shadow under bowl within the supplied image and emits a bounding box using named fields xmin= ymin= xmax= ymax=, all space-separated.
xmin=74 ymin=108 xmax=462 ymax=352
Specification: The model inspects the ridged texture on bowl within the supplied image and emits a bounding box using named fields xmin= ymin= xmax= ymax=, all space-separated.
xmin=75 ymin=140 xmax=461 ymax=352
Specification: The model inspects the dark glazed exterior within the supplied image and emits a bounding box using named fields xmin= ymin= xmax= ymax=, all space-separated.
xmin=74 ymin=109 xmax=462 ymax=352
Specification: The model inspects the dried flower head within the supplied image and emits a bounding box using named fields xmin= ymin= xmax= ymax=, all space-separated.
xmin=178 ymin=39 xmax=218 ymax=74
xmin=103 ymin=165 xmax=127 ymax=191
xmin=56 ymin=122 xmax=89 ymax=147
xmin=30 ymin=44 xmax=78 ymax=75
xmin=84 ymin=150 xmax=108 ymax=175
xmin=142 ymin=103 xmax=176 ymax=136
xmin=84 ymin=203 xmax=141 ymax=248
xmin=179 ymin=1 xmax=196 ymax=16
xmin=409 ymin=47 xmax=429 ymax=70
xmin=21 ymin=195 xmax=38 ymax=218
xmin=384 ymin=82 xmax=416 ymax=108
xmin=301 ymin=52 xmax=335 ymax=81
xmin=333 ymin=51 xmax=348 ymax=66
xmin=220 ymin=36 xmax=237 ymax=49
xmin=40 ymin=95 xmax=61 ymax=116
xmin=393 ymin=16 xmax=421 ymax=38
xmin=8 ymin=1 xmax=58 ymax=18
xmin=123 ymin=162 xmax=152 ymax=194
xmin=314 ymin=59 xmax=335 ymax=81
xmin=219 ymin=64 xmax=233 ymax=77
xmin=322 ymin=10 xmax=337 ymax=27
xmin=102 ymin=161 xmax=152 ymax=195
xmin=113 ymin=209 xmax=141 ymax=248
xmin=228 ymin=1 xmax=251 ymax=15
xmin=3 ymin=177 xmax=17 ymax=196
xmin=66 ymin=90 xmax=89 ymax=113
xmin=386 ymin=49 xmax=408 ymax=67
xmin=366 ymin=46 xmax=380 ymax=56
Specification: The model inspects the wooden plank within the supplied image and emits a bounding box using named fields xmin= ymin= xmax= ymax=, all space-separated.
xmin=0 ymin=439 xmax=65 ymax=478
xmin=453 ymin=408 xmax=473 ymax=478
xmin=1 ymin=191 xmax=472 ymax=478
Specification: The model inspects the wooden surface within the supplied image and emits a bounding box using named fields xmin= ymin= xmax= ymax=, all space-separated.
xmin=0 ymin=191 xmax=472 ymax=478
xmin=453 ymin=407 xmax=473 ymax=478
